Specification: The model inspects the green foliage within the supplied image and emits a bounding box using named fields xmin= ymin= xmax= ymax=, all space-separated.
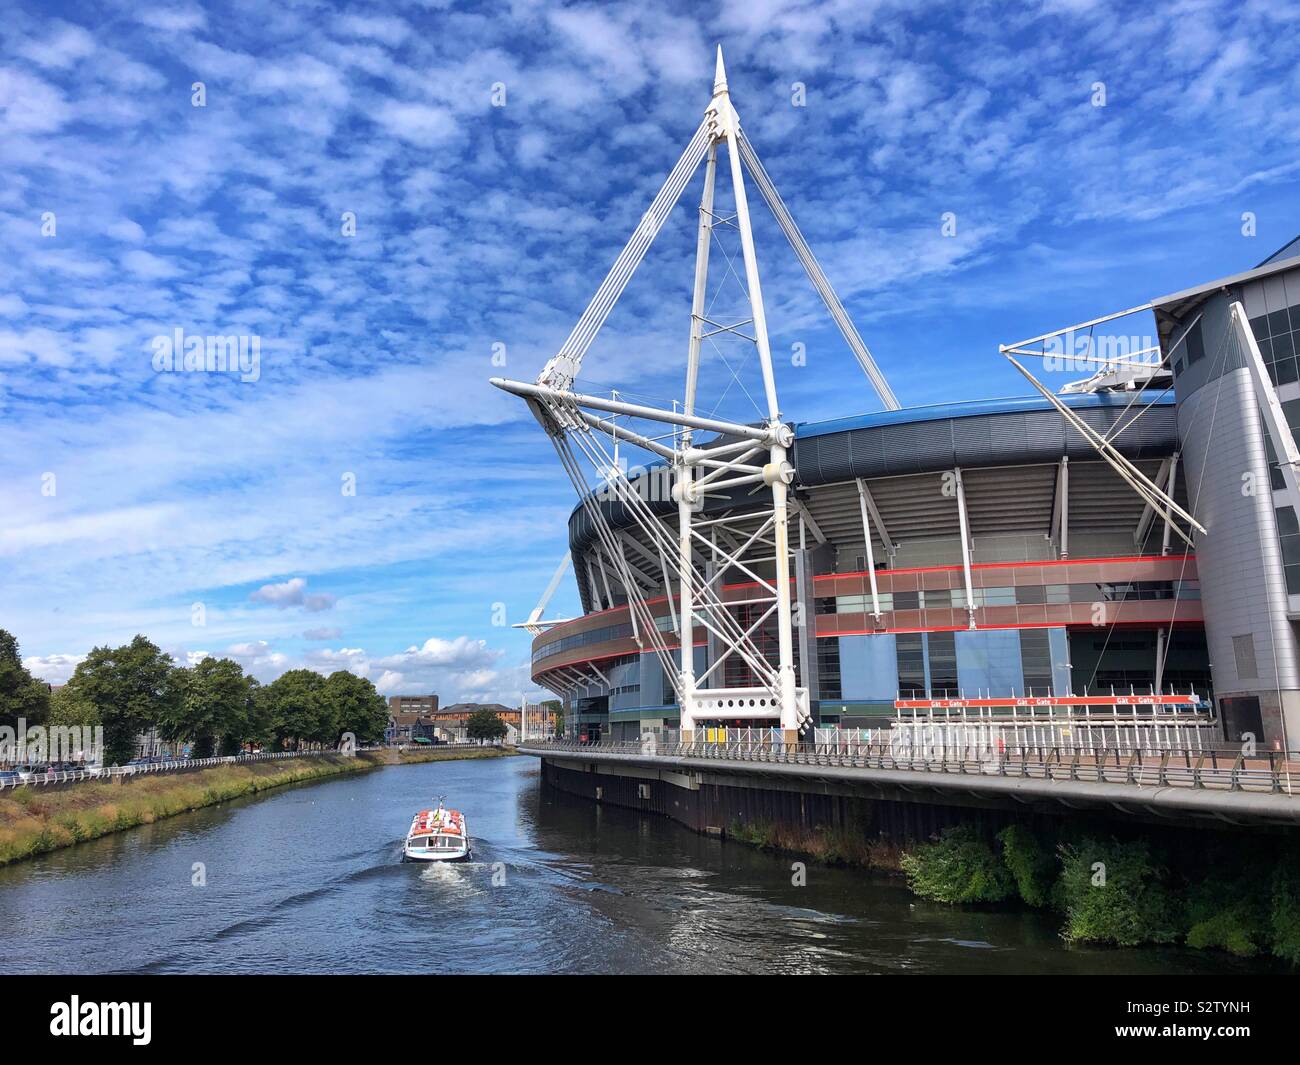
xmin=466 ymin=708 xmax=508 ymax=743
xmin=1269 ymin=853 xmax=1300 ymax=965
xmin=322 ymin=670 xmax=388 ymax=746
xmin=1057 ymin=838 xmax=1180 ymax=946
xmin=263 ymin=669 xmax=332 ymax=749
xmin=997 ymin=824 xmax=1057 ymax=909
xmin=0 ymin=629 xmax=51 ymax=731
xmin=1184 ymin=855 xmax=1269 ymax=958
xmin=900 ymin=825 xmax=1015 ymax=904
xmin=161 ymin=657 xmax=254 ymax=757
xmin=48 ymin=684 xmax=99 ymax=728
xmin=65 ymin=636 xmax=180 ymax=765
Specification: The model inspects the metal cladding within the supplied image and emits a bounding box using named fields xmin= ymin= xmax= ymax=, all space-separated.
xmin=567 ymin=395 xmax=1179 ymax=560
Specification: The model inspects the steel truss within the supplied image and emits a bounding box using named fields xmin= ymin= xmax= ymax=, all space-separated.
xmin=494 ymin=49 xmax=896 ymax=735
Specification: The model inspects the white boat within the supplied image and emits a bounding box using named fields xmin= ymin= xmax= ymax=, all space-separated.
xmin=403 ymin=798 xmax=470 ymax=862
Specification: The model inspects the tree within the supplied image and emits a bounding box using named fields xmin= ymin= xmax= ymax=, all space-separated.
xmin=322 ymin=671 xmax=388 ymax=747
xmin=243 ymin=677 xmax=274 ymax=752
xmin=0 ymin=629 xmax=51 ymax=731
xmin=466 ymin=708 xmax=507 ymax=744
xmin=162 ymin=657 xmax=251 ymax=758
xmin=264 ymin=669 xmax=331 ymax=750
xmin=64 ymin=636 xmax=180 ymax=766
xmin=48 ymin=684 xmax=99 ymax=728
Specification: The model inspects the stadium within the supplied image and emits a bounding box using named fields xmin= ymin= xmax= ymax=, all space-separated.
xmin=505 ymin=55 xmax=1300 ymax=755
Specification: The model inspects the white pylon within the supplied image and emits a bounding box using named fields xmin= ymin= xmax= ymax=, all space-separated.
xmin=494 ymin=48 xmax=896 ymax=737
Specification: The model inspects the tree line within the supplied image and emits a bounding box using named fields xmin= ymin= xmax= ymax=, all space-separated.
xmin=1 ymin=630 xmax=389 ymax=766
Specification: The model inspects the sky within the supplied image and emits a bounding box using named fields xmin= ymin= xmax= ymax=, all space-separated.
xmin=1 ymin=0 xmax=1299 ymax=703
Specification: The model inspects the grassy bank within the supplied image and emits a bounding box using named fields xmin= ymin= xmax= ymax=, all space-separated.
xmin=0 ymin=746 xmax=518 ymax=866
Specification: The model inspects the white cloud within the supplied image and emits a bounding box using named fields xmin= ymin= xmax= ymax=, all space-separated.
xmin=23 ymin=653 xmax=84 ymax=686
xmin=120 ymin=249 xmax=180 ymax=280
xmin=104 ymin=219 xmax=146 ymax=243
xmin=249 ymin=577 xmax=336 ymax=613
xmin=375 ymin=102 xmax=458 ymax=146
xmin=375 ymin=636 xmax=501 ymax=671
xmin=303 ymin=626 xmax=343 ymax=640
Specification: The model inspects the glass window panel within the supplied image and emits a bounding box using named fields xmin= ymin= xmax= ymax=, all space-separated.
xmin=927 ymin=631 xmax=958 ymax=694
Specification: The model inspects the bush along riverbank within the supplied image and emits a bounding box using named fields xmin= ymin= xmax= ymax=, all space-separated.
xmin=724 ymin=811 xmax=1300 ymax=963
xmin=900 ymin=823 xmax=1300 ymax=964
xmin=0 ymin=746 xmax=518 ymax=866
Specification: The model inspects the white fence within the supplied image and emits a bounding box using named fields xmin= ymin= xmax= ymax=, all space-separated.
xmin=630 ymin=723 xmax=1215 ymax=759
xmin=0 ymin=748 xmax=349 ymax=791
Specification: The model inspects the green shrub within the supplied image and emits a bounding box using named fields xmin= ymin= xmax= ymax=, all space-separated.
xmin=1057 ymin=838 xmax=1180 ymax=946
xmin=1269 ymin=853 xmax=1300 ymax=964
xmin=1184 ymin=858 xmax=1269 ymax=958
xmin=900 ymin=825 xmax=1014 ymax=904
xmin=997 ymin=824 xmax=1056 ymax=908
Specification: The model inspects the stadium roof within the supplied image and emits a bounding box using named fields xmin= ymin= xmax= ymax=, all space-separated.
xmin=794 ymin=392 xmax=1173 ymax=439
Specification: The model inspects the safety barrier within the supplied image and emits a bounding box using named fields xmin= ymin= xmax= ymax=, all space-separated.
xmin=527 ymin=734 xmax=1296 ymax=796
xmin=0 ymin=748 xmax=360 ymax=791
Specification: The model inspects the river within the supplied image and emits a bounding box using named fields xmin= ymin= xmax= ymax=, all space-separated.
xmin=0 ymin=755 xmax=1270 ymax=974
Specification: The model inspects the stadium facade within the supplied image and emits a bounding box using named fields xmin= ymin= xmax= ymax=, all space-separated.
xmin=530 ymin=239 xmax=1300 ymax=751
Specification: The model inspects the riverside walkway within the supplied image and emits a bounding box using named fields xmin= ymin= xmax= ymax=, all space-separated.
xmin=521 ymin=731 xmax=1300 ymax=827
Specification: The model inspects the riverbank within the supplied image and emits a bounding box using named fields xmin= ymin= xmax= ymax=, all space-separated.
xmin=0 ymin=746 xmax=518 ymax=866
xmin=725 ymin=815 xmax=1297 ymax=966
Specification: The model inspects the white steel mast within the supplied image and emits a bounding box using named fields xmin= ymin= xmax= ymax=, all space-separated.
xmin=492 ymin=48 xmax=895 ymax=738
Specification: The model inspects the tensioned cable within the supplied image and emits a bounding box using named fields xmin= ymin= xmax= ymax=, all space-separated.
xmin=551 ymin=121 xmax=712 ymax=380
xmin=1099 ymin=313 xmax=1203 ymax=445
xmin=544 ymin=393 xmax=780 ymax=693
xmin=566 ymin=418 xmax=780 ymax=687
xmin=560 ymin=407 xmax=782 ymax=688
xmin=1081 ymin=310 xmax=1234 ymax=698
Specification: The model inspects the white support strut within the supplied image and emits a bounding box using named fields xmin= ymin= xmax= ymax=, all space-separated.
xmin=496 ymin=47 xmax=895 ymax=739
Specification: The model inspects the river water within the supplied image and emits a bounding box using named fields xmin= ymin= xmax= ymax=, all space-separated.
xmin=0 ymin=756 xmax=1269 ymax=974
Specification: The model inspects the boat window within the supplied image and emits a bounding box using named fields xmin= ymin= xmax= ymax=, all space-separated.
xmin=411 ymin=836 xmax=428 ymax=849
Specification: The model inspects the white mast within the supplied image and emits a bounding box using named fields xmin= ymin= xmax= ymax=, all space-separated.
xmin=493 ymin=48 xmax=896 ymax=739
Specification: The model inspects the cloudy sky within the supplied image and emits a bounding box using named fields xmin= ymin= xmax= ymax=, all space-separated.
xmin=2 ymin=0 xmax=1298 ymax=702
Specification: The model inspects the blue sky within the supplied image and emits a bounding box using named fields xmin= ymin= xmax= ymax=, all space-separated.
xmin=1 ymin=0 xmax=1298 ymax=701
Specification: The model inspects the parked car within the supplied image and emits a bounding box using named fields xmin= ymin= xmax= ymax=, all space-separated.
xmin=0 ymin=770 xmax=21 ymax=787
xmin=14 ymin=763 xmax=47 ymax=782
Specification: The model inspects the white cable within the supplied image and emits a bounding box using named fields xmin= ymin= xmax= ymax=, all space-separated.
xmin=543 ymin=121 xmax=713 ymax=385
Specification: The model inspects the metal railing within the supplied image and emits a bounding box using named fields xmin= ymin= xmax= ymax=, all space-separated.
xmin=526 ymin=732 xmax=1298 ymax=796
xmin=0 ymin=748 xmax=352 ymax=791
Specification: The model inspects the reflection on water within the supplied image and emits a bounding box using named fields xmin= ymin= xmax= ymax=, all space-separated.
xmin=0 ymin=756 xmax=1272 ymax=974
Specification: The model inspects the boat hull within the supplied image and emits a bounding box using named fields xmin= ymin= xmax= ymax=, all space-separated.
xmin=403 ymin=845 xmax=471 ymax=863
